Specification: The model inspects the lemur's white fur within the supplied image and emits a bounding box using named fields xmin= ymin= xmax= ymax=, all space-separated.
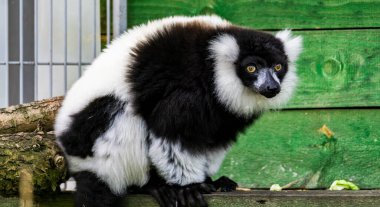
xmin=64 ymin=103 xmax=149 ymax=194
xmin=149 ymin=133 xmax=230 ymax=186
xmin=149 ymin=134 xmax=207 ymax=185
xmin=55 ymin=15 xmax=231 ymax=194
xmin=275 ymin=29 xmax=303 ymax=63
xmin=210 ymin=31 xmax=302 ymax=117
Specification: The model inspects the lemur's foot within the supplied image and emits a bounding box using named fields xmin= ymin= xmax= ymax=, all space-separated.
xmin=212 ymin=176 xmax=238 ymax=192
xmin=145 ymin=184 xmax=177 ymax=207
xmin=175 ymin=183 xmax=216 ymax=207
xmin=144 ymin=182 xmax=215 ymax=207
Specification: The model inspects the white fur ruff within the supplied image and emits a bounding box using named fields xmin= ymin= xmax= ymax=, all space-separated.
xmin=210 ymin=31 xmax=302 ymax=117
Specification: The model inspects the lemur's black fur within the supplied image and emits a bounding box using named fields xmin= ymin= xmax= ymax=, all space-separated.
xmin=59 ymin=95 xmax=125 ymax=158
xmin=73 ymin=171 xmax=125 ymax=207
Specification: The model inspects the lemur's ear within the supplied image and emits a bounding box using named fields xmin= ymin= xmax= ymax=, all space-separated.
xmin=275 ymin=30 xmax=303 ymax=63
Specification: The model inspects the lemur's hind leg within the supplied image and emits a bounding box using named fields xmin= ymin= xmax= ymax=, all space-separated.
xmin=73 ymin=171 xmax=125 ymax=207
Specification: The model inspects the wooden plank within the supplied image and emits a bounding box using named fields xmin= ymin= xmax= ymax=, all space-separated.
xmin=3 ymin=191 xmax=380 ymax=207
xmin=287 ymin=29 xmax=380 ymax=108
xmin=127 ymin=0 xmax=380 ymax=29
xmin=215 ymin=109 xmax=380 ymax=188
xmin=213 ymin=0 xmax=380 ymax=30
xmin=127 ymin=0 xmax=215 ymax=27
xmin=126 ymin=190 xmax=380 ymax=207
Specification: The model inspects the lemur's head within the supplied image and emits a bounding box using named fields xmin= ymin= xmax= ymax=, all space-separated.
xmin=209 ymin=28 xmax=302 ymax=116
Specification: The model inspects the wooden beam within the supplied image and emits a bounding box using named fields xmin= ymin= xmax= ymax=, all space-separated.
xmin=2 ymin=190 xmax=380 ymax=207
xmin=127 ymin=0 xmax=380 ymax=30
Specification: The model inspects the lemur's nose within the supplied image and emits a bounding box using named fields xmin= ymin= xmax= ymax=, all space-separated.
xmin=267 ymin=85 xmax=280 ymax=93
xmin=260 ymin=84 xmax=280 ymax=98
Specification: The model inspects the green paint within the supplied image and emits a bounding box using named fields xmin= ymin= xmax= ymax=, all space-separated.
xmin=127 ymin=0 xmax=216 ymax=27
xmin=215 ymin=109 xmax=380 ymax=188
xmin=287 ymin=29 xmax=380 ymax=108
xmin=213 ymin=0 xmax=380 ymax=29
xmin=127 ymin=0 xmax=380 ymax=29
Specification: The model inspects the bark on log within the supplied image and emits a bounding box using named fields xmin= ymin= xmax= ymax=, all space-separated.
xmin=0 ymin=97 xmax=67 ymax=196
xmin=0 ymin=131 xmax=67 ymax=196
xmin=0 ymin=97 xmax=63 ymax=134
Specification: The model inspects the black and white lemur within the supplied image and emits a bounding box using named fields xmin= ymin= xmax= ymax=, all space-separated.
xmin=55 ymin=15 xmax=302 ymax=207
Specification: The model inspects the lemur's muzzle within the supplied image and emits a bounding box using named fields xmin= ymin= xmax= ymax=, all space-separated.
xmin=258 ymin=71 xmax=280 ymax=98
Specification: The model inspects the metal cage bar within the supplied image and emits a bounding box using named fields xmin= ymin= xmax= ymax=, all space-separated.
xmin=113 ymin=0 xmax=127 ymax=38
xmin=34 ymin=0 xmax=39 ymax=99
xmin=64 ymin=0 xmax=68 ymax=92
xmin=49 ymin=0 xmax=53 ymax=97
xmin=93 ymin=0 xmax=97 ymax=59
xmin=4 ymin=0 xmax=9 ymax=106
xmin=19 ymin=0 xmax=24 ymax=103
xmin=78 ymin=0 xmax=82 ymax=77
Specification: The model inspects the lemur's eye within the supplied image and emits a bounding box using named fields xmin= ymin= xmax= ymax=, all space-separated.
xmin=246 ymin=66 xmax=256 ymax=73
xmin=274 ymin=64 xmax=282 ymax=71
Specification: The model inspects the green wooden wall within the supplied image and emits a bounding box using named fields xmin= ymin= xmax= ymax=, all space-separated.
xmin=126 ymin=0 xmax=380 ymax=189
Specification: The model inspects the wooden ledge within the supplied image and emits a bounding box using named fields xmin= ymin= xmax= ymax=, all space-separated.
xmin=2 ymin=190 xmax=380 ymax=207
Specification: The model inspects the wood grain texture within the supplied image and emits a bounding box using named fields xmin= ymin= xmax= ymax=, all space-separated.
xmin=3 ymin=191 xmax=380 ymax=207
xmin=215 ymin=109 xmax=380 ymax=188
xmin=127 ymin=0 xmax=380 ymax=29
xmin=287 ymin=29 xmax=380 ymax=108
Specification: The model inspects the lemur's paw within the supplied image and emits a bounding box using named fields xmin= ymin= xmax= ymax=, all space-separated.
xmin=146 ymin=185 xmax=177 ymax=207
xmin=145 ymin=182 xmax=215 ymax=207
xmin=175 ymin=183 xmax=215 ymax=207
xmin=213 ymin=176 xmax=238 ymax=192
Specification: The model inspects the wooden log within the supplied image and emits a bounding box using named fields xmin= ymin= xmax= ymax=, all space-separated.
xmin=0 ymin=132 xmax=67 ymax=196
xmin=0 ymin=97 xmax=63 ymax=134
